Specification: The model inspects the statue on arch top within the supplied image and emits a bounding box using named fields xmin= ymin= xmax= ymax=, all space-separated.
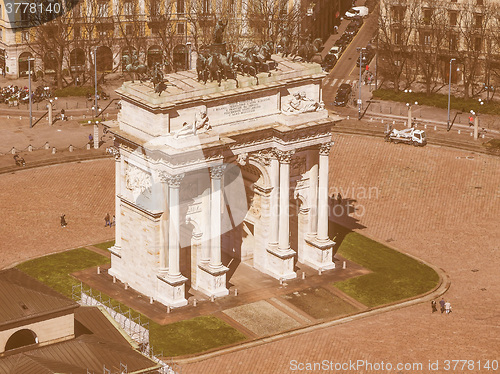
xmin=214 ymin=19 xmax=228 ymax=44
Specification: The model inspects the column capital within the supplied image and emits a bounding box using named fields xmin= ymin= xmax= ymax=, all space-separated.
xmin=210 ymin=165 xmax=226 ymax=179
xmin=156 ymin=170 xmax=170 ymax=183
xmin=319 ymin=142 xmax=333 ymax=156
xmin=167 ymin=173 xmax=185 ymax=187
xmin=107 ymin=146 xmax=121 ymax=160
xmin=273 ymin=149 xmax=295 ymax=163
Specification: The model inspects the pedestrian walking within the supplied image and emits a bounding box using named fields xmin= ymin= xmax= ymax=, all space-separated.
xmin=111 ymin=215 xmax=116 ymax=227
xmin=89 ymin=133 xmax=93 ymax=144
xmin=337 ymin=193 xmax=342 ymax=205
xmin=104 ymin=213 xmax=111 ymax=227
xmin=60 ymin=214 xmax=67 ymax=228
xmin=431 ymin=300 xmax=437 ymax=313
xmin=60 ymin=109 xmax=66 ymax=121
xmin=439 ymin=298 xmax=446 ymax=314
xmin=468 ymin=115 xmax=474 ymax=127
xmin=445 ymin=301 xmax=452 ymax=314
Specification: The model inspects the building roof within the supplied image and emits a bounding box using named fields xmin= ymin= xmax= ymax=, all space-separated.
xmin=0 ymin=307 xmax=161 ymax=374
xmin=0 ymin=269 xmax=79 ymax=330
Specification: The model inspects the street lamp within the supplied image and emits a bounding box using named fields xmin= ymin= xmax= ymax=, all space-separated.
xmin=406 ymin=101 xmax=418 ymax=128
xmin=28 ymin=58 xmax=35 ymax=128
xmin=91 ymin=47 xmax=98 ymax=118
xmin=447 ymin=58 xmax=456 ymax=128
xmin=357 ymin=47 xmax=366 ymax=120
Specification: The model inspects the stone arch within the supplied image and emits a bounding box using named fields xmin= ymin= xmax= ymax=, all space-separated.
xmin=96 ymin=46 xmax=113 ymax=72
xmin=173 ymin=44 xmax=188 ymax=71
xmin=4 ymin=329 xmax=38 ymax=351
xmin=70 ymin=48 xmax=85 ymax=73
xmin=147 ymin=45 xmax=162 ymax=69
xmin=246 ymin=157 xmax=271 ymax=190
xmin=18 ymin=52 xmax=34 ymax=77
xmin=43 ymin=52 xmax=57 ymax=74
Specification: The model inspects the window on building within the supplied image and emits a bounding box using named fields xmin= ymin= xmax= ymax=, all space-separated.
xmin=22 ymin=30 xmax=30 ymax=42
xmin=74 ymin=25 xmax=81 ymax=39
xmin=474 ymin=36 xmax=482 ymax=51
xmin=449 ymin=34 xmax=458 ymax=51
xmin=123 ymin=0 xmax=134 ymax=16
xmin=126 ymin=24 xmax=134 ymax=35
xmin=98 ymin=1 xmax=109 ymax=18
xmin=177 ymin=22 xmax=185 ymax=34
xmin=420 ymin=31 xmax=431 ymax=45
xmin=150 ymin=0 xmax=160 ymax=16
xmin=475 ymin=14 xmax=483 ymax=28
xmin=202 ymin=0 xmax=209 ymax=13
xmin=0 ymin=28 xmax=2 ymax=41
xmin=73 ymin=3 xmax=80 ymax=18
xmin=423 ymin=8 xmax=432 ymax=25
xmin=392 ymin=6 xmax=405 ymax=22
xmin=229 ymin=0 xmax=235 ymax=13
xmin=449 ymin=11 xmax=457 ymax=26
xmin=177 ymin=0 xmax=184 ymax=14
xmin=477 ymin=0 xmax=483 ymax=5
xmin=450 ymin=0 xmax=457 ymax=3
xmin=394 ymin=29 xmax=402 ymax=45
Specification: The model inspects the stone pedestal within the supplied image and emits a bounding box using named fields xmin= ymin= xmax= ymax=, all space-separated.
xmin=197 ymin=262 xmax=229 ymax=298
xmin=156 ymin=274 xmax=188 ymax=307
xmin=266 ymin=246 xmax=297 ymax=280
xmin=304 ymin=237 xmax=335 ymax=270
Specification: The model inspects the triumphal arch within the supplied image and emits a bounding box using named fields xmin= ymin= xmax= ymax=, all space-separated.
xmin=105 ymin=57 xmax=341 ymax=307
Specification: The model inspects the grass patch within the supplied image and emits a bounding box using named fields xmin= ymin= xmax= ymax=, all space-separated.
xmin=333 ymin=231 xmax=439 ymax=308
xmin=16 ymin=247 xmax=110 ymax=298
xmin=483 ymin=138 xmax=500 ymax=152
xmin=150 ymin=316 xmax=247 ymax=357
xmin=54 ymin=86 xmax=97 ymax=98
xmin=283 ymin=287 xmax=359 ymax=320
xmin=372 ymin=88 xmax=500 ymax=116
xmin=93 ymin=240 xmax=115 ymax=251
xmin=16 ymin=246 xmax=246 ymax=356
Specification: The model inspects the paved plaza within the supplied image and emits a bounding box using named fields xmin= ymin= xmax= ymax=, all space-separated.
xmin=1 ymin=135 xmax=499 ymax=373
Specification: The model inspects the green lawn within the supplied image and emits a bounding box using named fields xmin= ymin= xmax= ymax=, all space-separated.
xmin=16 ymin=246 xmax=247 ymax=357
xmin=150 ymin=316 xmax=247 ymax=357
xmin=283 ymin=287 xmax=359 ymax=320
xmin=333 ymin=231 xmax=439 ymax=308
xmin=93 ymin=240 xmax=115 ymax=251
xmin=16 ymin=247 xmax=110 ymax=298
xmin=372 ymin=88 xmax=500 ymax=116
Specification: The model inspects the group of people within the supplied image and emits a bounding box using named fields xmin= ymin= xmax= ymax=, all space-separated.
xmin=431 ymin=298 xmax=452 ymax=314
xmin=1 ymin=85 xmax=53 ymax=105
xmin=104 ymin=213 xmax=115 ymax=227
xmin=59 ymin=213 xmax=115 ymax=228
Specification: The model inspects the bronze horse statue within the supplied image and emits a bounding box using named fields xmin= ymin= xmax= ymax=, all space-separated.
xmin=123 ymin=53 xmax=148 ymax=83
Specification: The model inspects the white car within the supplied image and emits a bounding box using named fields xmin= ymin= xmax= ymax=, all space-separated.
xmin=345 ymin=6 xmax=369 ymax=19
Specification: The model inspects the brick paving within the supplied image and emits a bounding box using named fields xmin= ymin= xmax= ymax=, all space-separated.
xmin=180 ymin=135 xmax=500 ymax=373
xmin=0 ymin=159 xmax=115 ymax=269
xmin=1 ymin=133 xmax=499 ymax=373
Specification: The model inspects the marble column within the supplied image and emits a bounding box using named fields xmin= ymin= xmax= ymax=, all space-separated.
xmin=307 ymin=153 xmax=318 ymax=237
xmin=209 ymin=165 xmax=225 ymax=269
xmin=278 ymin=150 xmax=294 ymax=251
xmin=268 ymin=154 xmax=279 ymax=247
xmin=201 ymin=187 xmax=211 ymax=262
xmin=157 ymin=171 xmax=169 ymax=273
xmin=114 ymin=152 xmax=122 ymax=249
xmin=317 ymin=143 xmax=331 ymax=241
xmin=167 ymin=174 xmax=184 ymax=277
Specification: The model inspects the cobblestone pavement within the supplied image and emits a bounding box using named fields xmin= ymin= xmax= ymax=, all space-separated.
xmin=181 ymin=135 xmax=500 ymax=373
xmin=0 ymin=159 xmax=115 ymax=269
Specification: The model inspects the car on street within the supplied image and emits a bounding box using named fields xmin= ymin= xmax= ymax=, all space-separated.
xmin=329 ymin=46 xmax=343 ymax=60
xmin=335 ymin=33 xmax=352 ymax=48
xmin=345 ymin=22 xmax=359 ymax=36
xmin=334 ymin=83 xmax=352 ymax=106
xmin=345 ymin=6 xmax=369 ymax=19
xmin=322 ymin=53 xmax=337 ymax=71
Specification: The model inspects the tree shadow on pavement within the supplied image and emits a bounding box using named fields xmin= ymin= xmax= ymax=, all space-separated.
xmin=328 ymin=197 xmax=366 ymax=255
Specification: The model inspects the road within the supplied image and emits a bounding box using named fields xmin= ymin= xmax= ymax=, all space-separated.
xmin=323 ymin=5 xmax=379 ymax=109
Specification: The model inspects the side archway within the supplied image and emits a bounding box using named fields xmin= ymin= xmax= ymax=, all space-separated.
xmin=4 ymin=329 xmax=38 ymax=351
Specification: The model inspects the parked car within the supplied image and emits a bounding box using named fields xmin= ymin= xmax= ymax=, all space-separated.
xmin=356 ymin=45 xmax=375 ymax=68
xmin=329 ymin=46 xmax=343 ymax=60
xmin=345 ymin=6 xmax=369 ymax=19
xmin=322 ymin=53 xmax=337 ymax=71
xmin=334 ymin=83 xmax=352 ymax=106
xmin=335 ymin=33 xmax=352 ymax=48
xmin=345 ymin=23 xmax=359 ymax=35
